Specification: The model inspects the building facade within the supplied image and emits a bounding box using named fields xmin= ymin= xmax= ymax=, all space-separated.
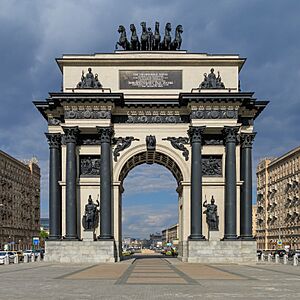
xmin=162 ymin=224 xmax=179 ymax=245
xmin=256 ymin=146 xmax=300 ymax=250
xmin=0 ymin=151 xmax=40 ymax=250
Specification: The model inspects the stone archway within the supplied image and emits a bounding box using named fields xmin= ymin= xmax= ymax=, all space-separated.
xmin=112 ymin=150 xmax=188 ymax=261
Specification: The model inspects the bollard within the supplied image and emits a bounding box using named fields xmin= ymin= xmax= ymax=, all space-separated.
xmin=283 ymin=254 xmax=288 ymax=264
xmin=31 ymin=253 xmax=35 ymax=263
xmin=293 ymin=255 xmax=298 ymax=266
xmin=4 ymin=255 xmax=9 ymax=265
xmin=14 ymin=255 xmax=19 ymax=264
xmin=36 ymin=253 xmax=41 ymax=262
xmin=262 ymin=253 xmax=267 ymax=262
xmin=275 ymin=254 xmax=280 ymax=264
xmin=268 ymin=253 xmax=272 ymax=262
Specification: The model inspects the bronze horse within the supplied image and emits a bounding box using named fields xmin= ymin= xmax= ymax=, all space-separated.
xmin=130 ymin=24 xmax=140 ymax=50
xmin=171 ymin=25 xmax=183 ymax=50
xmin=140 ymin=22 xmax=149 ymax=50
xmin=161 ymin=23 xmax=172 ymax=50
xmin=116 ymin=25 xmax=130 ymax=50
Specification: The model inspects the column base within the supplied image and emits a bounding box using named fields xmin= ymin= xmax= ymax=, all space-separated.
xmin=188 ymin=234 xmax=206 ymax=241
xmin=63 ymin=235 xmax=79 ymax=240
xmin=97 ymin=235 xmax=114 ymax=240
xmin=222 ymin=235 xmax=238 ymax=241
xmin=239 ymin=235 xmax=255 ymax=241
xmin=47 ymin=235 xmax=62 ymax=241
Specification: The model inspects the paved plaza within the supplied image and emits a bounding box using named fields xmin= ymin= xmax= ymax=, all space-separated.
xmin=1 ymin=255 xmax=300 ymax=299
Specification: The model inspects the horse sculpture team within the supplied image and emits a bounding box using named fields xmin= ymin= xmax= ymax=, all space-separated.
xmin=116 ymin=22 xmax=183 ymax=51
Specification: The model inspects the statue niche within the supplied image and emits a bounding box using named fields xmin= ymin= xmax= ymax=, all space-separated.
xmin=203 ymin=196 xmax=219 ymax=231
xmin=82 ymin=195 xmax=100 ymax=231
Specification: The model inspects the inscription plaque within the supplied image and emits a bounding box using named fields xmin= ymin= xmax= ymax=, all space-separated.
xmin=119 ymin=70 xmax=182 ymax=89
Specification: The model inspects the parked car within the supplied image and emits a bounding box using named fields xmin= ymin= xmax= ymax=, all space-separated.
xmin=0 ymin=251 xmax=16 ymax=264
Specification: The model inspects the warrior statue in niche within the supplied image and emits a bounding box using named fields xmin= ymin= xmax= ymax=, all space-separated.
xmin=82 ymin=195 xmax=100 ymax=231
xmin=203 ymin=196 xmax=219 ymax=231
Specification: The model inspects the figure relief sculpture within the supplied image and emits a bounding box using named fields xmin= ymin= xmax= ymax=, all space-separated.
xmin=116 ymin=25 xmax=131 ymax=50
xmin=82 ymin=195 xmax=100 ymax=231
xmin=140 ymin=22 xmax=149 ymax=50
xmin=146 ymin=135 xmax=156 ymax=151
xmin=199 ymin=68 xmax=225 ymax=89
xmin=171 ymin=25 xmax=183 ymax=50
xmin=130 ymin=24 xmax=140 ymax=50
xmin=203 ymin=196 xmax=219 ymax=231
xmin=162 ymin=137 xmax=189 ymax=161
xmin=161 ymin=22 xmax=172 ymax=50
xmin=113 ymin=136 xmax=139 ymax=162
xmin=153 ymin=22 xmax=161 ymax=50
xmin=77 ymin=68 xmax=102 ymax=89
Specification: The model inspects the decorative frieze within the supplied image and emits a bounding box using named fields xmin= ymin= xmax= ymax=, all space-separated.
xmin=162 ymin=137 xmax=189 ymax=161
xmin=191 ymin=109 xmax=238 ymax=119
xmin=202 ymin=155 xmax=222 ymax=176
xmin=65 ymin=110 xmax=111 ymax=119
xmin=80 ymin=156 xmax=101 ymax=176
xmin=78 ymin=135 xmax=101 ymax=145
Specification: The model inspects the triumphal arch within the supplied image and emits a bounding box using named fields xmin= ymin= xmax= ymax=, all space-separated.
xmin=34 ymin=23 xmax=267 ymax=263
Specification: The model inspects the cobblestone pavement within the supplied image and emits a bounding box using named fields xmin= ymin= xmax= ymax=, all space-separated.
xmin=1 ymin=255 xmax=300 ymax=299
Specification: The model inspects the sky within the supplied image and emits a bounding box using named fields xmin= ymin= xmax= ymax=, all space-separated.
xmin=0 ymin=0 xmax=299 ymax=239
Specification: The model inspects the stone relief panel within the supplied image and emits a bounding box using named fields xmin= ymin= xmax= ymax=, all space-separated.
xmin=113 ymin=113 xmax=189 ymax=123
xmin=65 ymin=110 xmax=111 ymax=119
xmin=191 ymin=109 xmax=238 ymax=120
xmin=80 ymin=155 xmax=101 ymax=176
xmin=202 ymin=155 xmax=222 ymax=177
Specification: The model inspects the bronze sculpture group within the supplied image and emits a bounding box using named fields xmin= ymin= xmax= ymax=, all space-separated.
xmin=116 ymin=22 xmax=183 ymax=51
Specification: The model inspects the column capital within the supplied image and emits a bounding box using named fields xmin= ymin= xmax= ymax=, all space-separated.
xmin=63 ymin=126 xmax=80 ymax=143
xmin=222 ymin=126 xmax=239 ymax=144
xmin=97 ymin=126 xmax=114 ymax=143
xmin=187 ymin=126 xmax=206 ymax=144
xmin=45 ymin=133 xmax=61 ymax=149
xmin=240 ymin=132 xmax=256 ymax=148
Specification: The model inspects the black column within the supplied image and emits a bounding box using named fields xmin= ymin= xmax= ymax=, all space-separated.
xmin=240 ymin=133 xmax=256 ymax=240
xmin=222 ymin=126 xmax=239 ymax=240
xmin=97 ymin=126 xmax=114 ymax=240
xmin=45 ymin=133 xmax=62 ymax=240
xmin=188 ymin=126 xmax=206 ymax=240
xmin=63 ymin=126 xmax=80 ymax=240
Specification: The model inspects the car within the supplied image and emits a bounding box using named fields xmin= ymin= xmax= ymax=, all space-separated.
xmin=0 ymin=251 xmax=16 ymax=264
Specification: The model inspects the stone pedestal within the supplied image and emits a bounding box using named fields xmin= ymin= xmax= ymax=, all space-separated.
xmin=208 ymin=230 xmax=221 ymax=241
xmin=188 ymin=240 xmax=256 ymax=263
xmin=82 ymin=230 xmax=95 ymax=242
xmin=45 ymin=240 xmax=116 ymax=263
